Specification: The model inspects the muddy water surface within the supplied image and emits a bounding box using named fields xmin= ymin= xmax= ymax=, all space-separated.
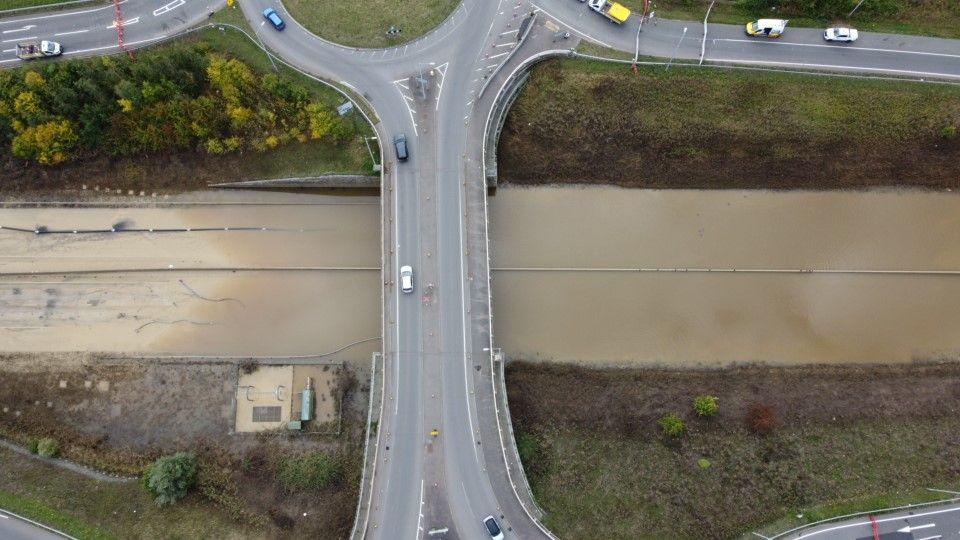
xmin=490 ymin=187 xmax=960 ymax=365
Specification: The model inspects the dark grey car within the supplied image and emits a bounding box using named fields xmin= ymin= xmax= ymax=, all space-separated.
xmin=394 ymin=134 xmax=408 ymax=162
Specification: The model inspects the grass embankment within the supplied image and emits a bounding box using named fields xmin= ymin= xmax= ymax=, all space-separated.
xmin=0 ymin=447 xmax=251 ymax=539
xmin=284 ymin=0 xmax=458 ymax=48
xmin=507 ymin=361 xmax=960 ymax=539
xmin=499 ymin=58 xmax=960 ymax=189
xmin=0 ymin=10 xmax=374 ymax=196
xmin=626 ymin=0 xmax=960 ymax=39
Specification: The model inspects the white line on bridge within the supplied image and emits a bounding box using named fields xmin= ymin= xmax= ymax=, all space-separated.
xmin=1 ymin=36 xmax=35 ymax=43
xmin=53 ymin=29 xmax=89 ymax=37
xmin=714 ymin=38 xmax=960 ymax=59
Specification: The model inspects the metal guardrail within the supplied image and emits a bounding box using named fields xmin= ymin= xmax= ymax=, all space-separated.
xmin=350 ymin=352 xmax=384 ymax=540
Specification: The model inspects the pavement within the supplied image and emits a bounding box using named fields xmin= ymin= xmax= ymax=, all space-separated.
xmin=4 ymin=1 xmax=960 ymax=540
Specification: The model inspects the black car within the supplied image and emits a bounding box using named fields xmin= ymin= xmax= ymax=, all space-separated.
xmin=394 ymin=134 xmax=408 ymax=162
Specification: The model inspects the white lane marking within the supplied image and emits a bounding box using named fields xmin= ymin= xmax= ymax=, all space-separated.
xmin=433 ymin=62 xmax=448 ymax=112
xmin=709 ymin=57 xmax=960 ymax=80
xmin=456 ymin=129 xmax=479 ymax=464
xmin=414 ymin=478 xmax=424 ymax=537
xmin=0 ymin=512 xmax=7 ymax=518
xmin=899 ymin=524 xmax=936 ymax=533
xmin=0 ymin=1 xmax=126 ymax=25
xmin=2 ymin=36 xmax=35 ymax=43
xmin=715 ymin=38 xmax=960 ymax=59
xmin=529 ymin=2 xmax=613 ymax=48
xmin=797 ymin=507 xmax=960 ymax=538
xmin=107 ymin=17 xmax=139 ymax=28
xmin=53 ymin=29 xmax=89 ymax=37
xmin=499 ymin=29 xmax=519 ymax=36
xmin=2 ymin=25 xmax=36 ymax=34
xmin=915 ymin=536 xmax=941 ymax=540
xmin=61 ymin=34 xmax=163 ymax=56
xmin=494 ymin=42 xmax=514 ymax=48
xmin=1 ymin=48 xmax=13 ymax=52
xmin=152 ymin=0 xmax=185 ymax=16
xmin=488 ymin=51 xmax=510 ymax=59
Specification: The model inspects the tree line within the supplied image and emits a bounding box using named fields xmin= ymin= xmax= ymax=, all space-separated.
xmin=0 ymin=43 xmax=354 ymax=165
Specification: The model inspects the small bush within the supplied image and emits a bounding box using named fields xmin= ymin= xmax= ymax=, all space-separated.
xmin=277 ymin=452 xmax=343 ymax=492
xmin=746 ymin=403 xmax=777 ymax=435
xmin=693 ymin=395 xmax=719 ymax=417
xmin=26 ymin=438 xmax=39 ymax=454
xmin=943 ymin=125 xmax=957 ymax=140
xmin=36 ymin=438 xmax=59 ymax=458
xmin=697 ymin=458 xmax=712 ymax=469
xmin=143 ymin=452 xmax=198 ymax=506
xmin=658 ymin=414 xmax=685 ymax=437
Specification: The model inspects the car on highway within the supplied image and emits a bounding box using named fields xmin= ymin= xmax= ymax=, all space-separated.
xmin=824 ymin=27 xmax=859 ymax=42
xmin=400 ymin=265 xmax=414 ymax=293
xmin=483 ymin=516 xmax=504 ymax=540
xmin=394 ymin=134 xmax=409 ymax=161
xmin=262 ymin=8 xmax=285 ymax=31
xmin=745 ymin=18 xmax=787 ymax=38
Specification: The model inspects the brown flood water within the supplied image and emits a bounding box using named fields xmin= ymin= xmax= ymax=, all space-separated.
xmin=489 ymin=187 xmax=960 ymax=366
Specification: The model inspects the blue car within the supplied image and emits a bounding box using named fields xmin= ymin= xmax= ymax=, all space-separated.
xmin=262 ymin=8 xmax=285 ymax=30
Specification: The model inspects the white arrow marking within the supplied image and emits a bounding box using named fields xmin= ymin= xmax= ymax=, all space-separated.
xmin=107 ymin=17 xmax=139 ymax=28
xmin=2 ymin=25 xmax=36 ymax=34
xmin=899 ymin=523 xmax=936 ymax=533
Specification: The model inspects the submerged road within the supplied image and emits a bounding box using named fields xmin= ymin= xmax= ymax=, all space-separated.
xmin=4 ymin=1 xmax=960 ymax=539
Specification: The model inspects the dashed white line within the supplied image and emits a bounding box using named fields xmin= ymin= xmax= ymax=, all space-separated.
xmin=494 ymin=42 xmax=514 ymax=48
xmin=1 ymin=36 xmax=35 ymax=43
xmin=499 ymin=29 xmax=519 ymax=36
xmin=53 ymin=29 xmax=89 ymax=37
xmin=488 ymin=51 xmax=510 ymax=59
xmin=1 ymin=25 xmax=35 ymax=34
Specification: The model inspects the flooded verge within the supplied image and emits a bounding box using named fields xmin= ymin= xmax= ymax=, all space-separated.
xmin=490 ymin=187 xmax=960 ymax=365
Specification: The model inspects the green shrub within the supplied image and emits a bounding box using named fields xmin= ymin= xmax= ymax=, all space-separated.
xmin=143 ymin=452 xmax=198 ymax=506
xmin=658 ymin=414 xmax=685 ymax=437
xmin=26 ymin=438 xmax=39 ymax=454
xmin=943 ymin=125 xmax=957 ymax=140
xmin=693 ymin=395 xmax=719 ymax=417
xmin=277 ymin=452 xmax=343 ymax=492
xmin=36 ymin=438 xmax=59 ymax=458
xmin=697 ymin=458 xmax=712 ymax=469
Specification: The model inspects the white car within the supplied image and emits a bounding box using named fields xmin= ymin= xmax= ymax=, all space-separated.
xmin=824 ymin=27 xmax=858 ymax=42
xmin=483 ymin=516 xmax=504 ymax=540
xmin=400 ymin=265 xmax=413 ymax=294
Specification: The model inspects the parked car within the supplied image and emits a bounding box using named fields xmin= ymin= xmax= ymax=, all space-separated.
xmin=262 ymin=8 xmax=285 ymax=31
xmin=823 ymin=27 xmax=858 ymax=42
xmin=400 ymin=265 xmax=413 ymax=293
xmin=394 ymin=134 xmax=409 ymax=162
xmin=483 ymin=516 xmax=504 ymax=540
xmin=745 ymin=18 xmax=787 ymax=38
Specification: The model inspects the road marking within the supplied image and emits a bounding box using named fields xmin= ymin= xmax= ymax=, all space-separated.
xmin=152 ymin=0 xmax=185 ymax=16
xmin=796 ymin=506 xmax=960 ymax=538
xmin=1 ymin=25 xmax=35 ymax=34
xmin=529 ymin=2 xmax=613 ymax=48
xmin=708 ymin=57 xmax=960 ymax=80
xmin=899 ymin=524 xmax=937 ymax=533
xmin=433 ymin=62 xmax=448 ymax=111
xmin=0 ymin=512 xmax=7 ymax=518
xmin=54 ymin=29 xmax=89 ymax=37
xmin=915 ymin=536 xmax=941 ymax=540
xmin=107 ymin=16 xmax=139 ymax=28
xmin=488 ymin=51 xmax=510 ymax=59
xmin=499 ymin=29 xmax=519 ymax=36
xmin=1 ymin=36 xmax=35 ymax=43
xmin=714 ymin=38 xmax=960 ymax=59
xmin=494 ymin=42 xmax=514 ymax=48
xmin=0 ymin=0 xmax=126 ymax=25
xmin=414 ymin=478 xmax=424 ymax=539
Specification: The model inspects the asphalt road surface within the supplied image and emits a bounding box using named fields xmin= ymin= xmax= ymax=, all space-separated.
xmin=0 ymin=509 xmax=66 ymax=540
xmin=4 ymin=1 xmax=960 ymax=539
xmin=782 ymin=500 xmax=960 ymax=539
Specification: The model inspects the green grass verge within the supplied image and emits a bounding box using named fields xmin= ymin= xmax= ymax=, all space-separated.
xmin=625 ymin=0 xmax=960 ymax=39
xmin=499 ymin=57 xmax=960 ymax=189
xmin=0 ymin=447 xmax=255 ymax=539
xmin=0 ymin=0 xmax=95 ymax=11
xmin=283 ymin=0 xmax=459 ymax=48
